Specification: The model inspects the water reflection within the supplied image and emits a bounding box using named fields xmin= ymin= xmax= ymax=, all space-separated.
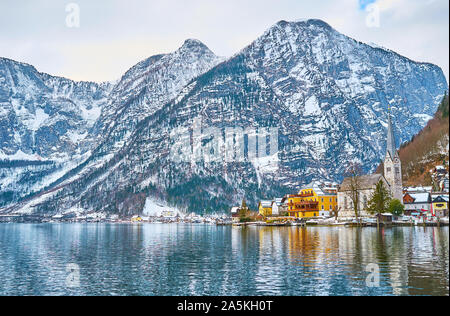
xmin=0 ymin=224 xmax=447 ymax=296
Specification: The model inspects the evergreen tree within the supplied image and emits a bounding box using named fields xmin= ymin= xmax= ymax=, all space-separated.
xmin=388 ymin=199 xmax=405 ymax=216
xmin=241 ymin=198 xmax=247 ymax=210
xmin=437 ymin=91 xmax=449 ymax=118
xmin=239 ymin=199 xmax=251 ymax=222
xmin=367 ymin=180 xmax=391 ymax=216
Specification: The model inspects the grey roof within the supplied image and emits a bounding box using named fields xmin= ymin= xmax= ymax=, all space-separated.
xmin=339 ymin=174 xmax=386 ymax=192
xmin=433 ymin=195 xmax=449 ymax=202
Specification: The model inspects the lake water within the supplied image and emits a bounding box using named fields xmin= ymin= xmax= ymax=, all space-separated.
xmin=0 ymin=223 xmax=448 ymax=296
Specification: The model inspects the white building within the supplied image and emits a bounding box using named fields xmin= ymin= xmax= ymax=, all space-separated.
xmin=338 ymin=174 xmax=390 ymax=218
xmin=403 ymin=192 xmax=432 ymax=213
xmin=271 ymin=198 xmax=283 ymax=216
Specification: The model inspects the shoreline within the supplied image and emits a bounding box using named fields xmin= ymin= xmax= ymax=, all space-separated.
xmin=0 ymin=220 xmax=448 ymax=227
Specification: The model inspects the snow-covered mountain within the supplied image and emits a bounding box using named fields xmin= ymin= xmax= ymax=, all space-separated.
xmin=2 ymin=19 xmax=448 ymax=215
xmin=0 ymin=57 xmax=111 ymax=160
xmin=0 ymin=57 xmax=113 ymax=206
xmin=92 ymin=39 xmax=224 ymax=155
xmin=0 ymin=40 xmax=223 ymax=208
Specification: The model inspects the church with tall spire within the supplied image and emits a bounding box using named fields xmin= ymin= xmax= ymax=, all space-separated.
xmin=383 ymin=107 xmax=404 ymax=203
xmin=337 ymin=106 xmax=405 ymax=218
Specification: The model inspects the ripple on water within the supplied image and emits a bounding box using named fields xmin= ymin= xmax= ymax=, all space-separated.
xmin=0 ymin=224 xmax=448 ymax=296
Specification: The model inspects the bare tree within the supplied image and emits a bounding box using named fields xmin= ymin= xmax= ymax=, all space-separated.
xmin=345 ymin=162 xmax=363 ymax=225
xmin=332 ymin=206 xmax=341 ymax=222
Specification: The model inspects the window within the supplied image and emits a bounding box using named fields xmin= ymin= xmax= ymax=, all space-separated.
xmin=395 ymin=167 xmax=400 ymax=175
xmin=387 ymin=167 xmax=391 ymax=173
xmin=322 ymin=205 xmax=324 ymax=210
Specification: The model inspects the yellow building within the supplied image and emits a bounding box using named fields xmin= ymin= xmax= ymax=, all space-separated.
xmin=432 ymin=195 xmax=448 ymax=216
xmin=284 ymin=195 xmax=319 ymax=218
xmin=298 ymin=181 xmax=338 ymax=216
xmin=131 ymin=215 xmax=143 ymax=222
xmin=259 ymin=200 xmax=273 ymax=218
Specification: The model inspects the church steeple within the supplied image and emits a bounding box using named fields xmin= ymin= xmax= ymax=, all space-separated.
xmin=386 ymin=105 xmax=397 ymax=159
xmin=383 ymin=105 xmax=403 ymax=204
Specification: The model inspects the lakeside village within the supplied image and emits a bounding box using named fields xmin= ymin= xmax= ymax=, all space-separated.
xmin=228 ymin=112 xmax=449 ymax=227
xmin=1 ymin=112 xmax=448 ymax=227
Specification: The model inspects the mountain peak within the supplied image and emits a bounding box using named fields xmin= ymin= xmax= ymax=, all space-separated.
xmin=180 ymin=39 xmax=211 ymax=51
xmin=274 ymin=18 xmax=333 ymax=31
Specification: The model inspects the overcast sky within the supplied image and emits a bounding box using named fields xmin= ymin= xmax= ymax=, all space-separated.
xmin=0 ymin=0 xmax=448 ymax=83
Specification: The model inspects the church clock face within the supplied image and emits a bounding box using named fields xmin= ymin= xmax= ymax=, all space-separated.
xmin=394 ymin=158 xmax=400 ymax=163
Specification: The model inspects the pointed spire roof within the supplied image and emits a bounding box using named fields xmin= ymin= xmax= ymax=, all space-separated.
xmin=386 ymin=105 xmax=397 ymax=159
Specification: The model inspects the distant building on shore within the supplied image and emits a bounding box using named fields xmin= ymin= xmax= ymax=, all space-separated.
xmin=271 ymin=198 xmax=284 ymax=216
xmin=258 ymin=200 xmax=273 ymax=217
xmin=230 ymin=207 xmax=241 ymax=222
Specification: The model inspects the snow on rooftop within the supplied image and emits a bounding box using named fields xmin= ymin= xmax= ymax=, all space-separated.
xmin=409 ymin=193 xmax=430 ymax=203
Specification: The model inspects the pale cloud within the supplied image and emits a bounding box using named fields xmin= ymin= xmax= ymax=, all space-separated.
xmin=0 ymin=0 xmax=447 ymax=83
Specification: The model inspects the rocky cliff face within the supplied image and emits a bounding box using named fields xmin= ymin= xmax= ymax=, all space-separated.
xmin=1 ymin=19 xmax=448 ymax=215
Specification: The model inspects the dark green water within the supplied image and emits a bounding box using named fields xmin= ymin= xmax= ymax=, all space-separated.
xmin=0 ymin=223 xmax=448 ymax=296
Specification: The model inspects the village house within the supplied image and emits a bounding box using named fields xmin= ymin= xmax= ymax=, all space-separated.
xmin=271 ymin=198 xmax=285 ymax=216
xmin=258 ymin=200 xmax=273 ymax=218
xmin=403 ymin=192 xmax=432 ymax=215
xmin=230 ymin=206 xmax=241 ymax=223
xmin=404 ymin=186 xmax=433 ymax=194
xmin=443 ymin=176 xmax=449 ymax=193
xmin=432 ymin=195 xmax=449 ymax=217
xmin=431 ymin=166 xmax=449 ymax=193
